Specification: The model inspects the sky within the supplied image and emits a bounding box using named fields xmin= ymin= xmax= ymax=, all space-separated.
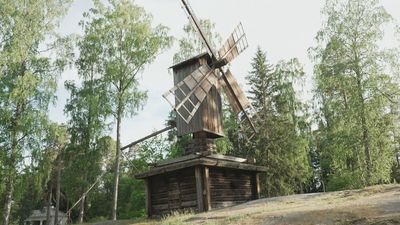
xmin=49 ymin=0 xmax=400 ymax=147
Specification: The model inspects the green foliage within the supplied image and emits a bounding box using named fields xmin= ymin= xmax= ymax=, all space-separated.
xmin=243 ymin=47 xmax=312 ymax=197
xmin=82 ymin=0 xmax=172 ymax=120
xmin=79 ymin=0 xmax=172 ymax=219
xmin=0 ymin=0 xmax=72 ymax=224
xmin=117 ymin=177 xmax=146 ymax=219
xmin=173 ymin=19 xmax=221 ymax=64
xmin=311 ymin=0 xmax=399 ymax=190
xmin=165 ymin=111 xmax=191 ymax=159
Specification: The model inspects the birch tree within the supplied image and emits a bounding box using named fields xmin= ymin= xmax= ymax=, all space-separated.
xmin=311 ymin=0 xmax=399 ymax=189
xmin=79 ymin=0 xmax=172 ymax=219
xmin=0 ymin=0 xmax=72 ymax=224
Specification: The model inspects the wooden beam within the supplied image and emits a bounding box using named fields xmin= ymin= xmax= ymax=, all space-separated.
xmin=135 ymin=158 xmax=267 ymax=179
xmin=144 ymin=179 xmax=151 ymax=216
xmin=252 ymin=173 xmax=261 ymax=200
xmin=121 ymin=123 xmax=175 ymax=151
xmin=203 ymin=166 xmax=211 ymax=211
xmin=194 ymin=166 xmax=204 ymax=212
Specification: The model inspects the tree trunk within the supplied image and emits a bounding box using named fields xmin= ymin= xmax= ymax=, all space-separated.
xmin=2 ymin=173 xmax=14 ymax=225
xmin=46 ymin=186 xmax=52 ymax=225
xmin=111 ymin=105 xmax=122 ymax=220
xmin=77 ymin=190 xmax=86 ymax=224
xmin=356 ymin=77 xmax=372 ymax=185
xmin=54 ymin=165 xmax=61 ymax=225
xmin=3 ymin=105 xmax=20 ymax=225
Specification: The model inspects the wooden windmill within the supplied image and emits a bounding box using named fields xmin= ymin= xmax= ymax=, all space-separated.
xmin=163 ymin=0 xmax=258 ymax=154
xmin=135 ymin=0 xmax=266 ymax=216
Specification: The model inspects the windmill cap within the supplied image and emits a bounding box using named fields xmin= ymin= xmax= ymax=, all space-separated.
xmin=169 ymin=52 xmax=210 ymax=70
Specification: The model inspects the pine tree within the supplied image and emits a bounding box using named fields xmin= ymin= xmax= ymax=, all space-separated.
xmin=247 ymin=47 xmax=275 ymax=113
xmin=246 ymin=47 xmax=312 ymax=197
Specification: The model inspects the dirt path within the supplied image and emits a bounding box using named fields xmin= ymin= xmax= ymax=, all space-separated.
xmin=83 ymin=184 xmax=400 ymax=225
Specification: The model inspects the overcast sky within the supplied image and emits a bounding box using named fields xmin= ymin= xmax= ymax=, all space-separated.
xmin=49 ymin=0 xmax=400 ymax=147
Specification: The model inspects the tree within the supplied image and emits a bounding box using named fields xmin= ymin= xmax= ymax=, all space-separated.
xmin=246 ymin=47 xmax=312 ymax=196
xmin=0 ymin=0 xmax=72 ymax=224
xmin=173 ymin=19 xmax=221 ymax=64
xmin=63 ymin=78 xmax=112 ymax=223
xmin=79 ymin=0 xmax=172 ymax=220
xmin=311 ymin=0 xmax=399 ymax=189
xmin=44 ymin=123 xmax=68 ymax=225
xmin=63 ymin=49 xmax=112 ymax=223
xmin=12 ymin=123 xmax=67 ymax=225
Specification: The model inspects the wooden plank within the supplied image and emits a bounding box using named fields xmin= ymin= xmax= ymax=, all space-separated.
xmin=205 ymin=154 xmax=247 ymax=163
xmin=154 ymin=154 xmax=200 ymax=167
xmin=171 ymin=53 xmax=224 ymax=139
xmin=194 ymin=166 xmax=204 ymax=212
xmin=144 ymin=179 xmax=151 ymax=216
xmin=203 ymin=166 xmax=211 ymax=211
xmin=135 ymin=157 xmax=267 ymax=179
xmin=180 ymin=193 xmax=197 ymax=201
xmin=255 ymin=173 xmax=261 ymax=199
xmin=181 ymin=200 xmax=197 ymax=207
xmin=220 ymin=69 xmax=251 ymax=114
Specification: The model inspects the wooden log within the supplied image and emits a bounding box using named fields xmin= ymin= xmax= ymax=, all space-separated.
xmin=210 ymin=184 xmax=252 ymax=189
xmin=203 ymin=166 xmax=211 ymax=211
xmin=252 ymin=173 xmax=261 ymax=199
xmin=194 ymin=166 xmax=204 ymax=212
xmin=180 ymin=193 xmax=197 ymax=201
xmin=211 ymin=192 xmax=252 ymax=198
xmin=144 ymin=179 xmax=151 ymax=216
xmin=181 ymin=200 xmax=198 ymax=207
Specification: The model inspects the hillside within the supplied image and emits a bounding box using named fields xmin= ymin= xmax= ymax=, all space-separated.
xmin=84 ymin=184 xmax=400 ymax=225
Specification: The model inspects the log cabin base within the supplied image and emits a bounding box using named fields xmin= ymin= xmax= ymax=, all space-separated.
xmin=135 ymin=153 xmax=266 ymax=217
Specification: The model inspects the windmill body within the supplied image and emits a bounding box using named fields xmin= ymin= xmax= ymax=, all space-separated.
xmin=135 ymin=0 xmax=266 ymax=217
xmin=170 ymin=52 xmax=223 ymax=139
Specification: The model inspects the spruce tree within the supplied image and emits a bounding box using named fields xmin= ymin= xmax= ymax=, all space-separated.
xmin=246 ymin=47 xmax=312 ymax=196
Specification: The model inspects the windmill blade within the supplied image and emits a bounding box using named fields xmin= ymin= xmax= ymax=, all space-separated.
xmin=218 ymin=23 xmax=249 ymax=64
xmin=220 ymin=69 xmax=257 ymax=135
xmin=220 ymin=69 xmax=251 ymax=114
xmin=163 ymin=65 xmax=219 ymax=123
xmin=181 ymin=0 xmax=218 ymax=59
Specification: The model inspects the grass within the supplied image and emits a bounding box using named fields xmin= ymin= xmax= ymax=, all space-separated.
xmin=78 ymin=184 xmax=400 ymax=225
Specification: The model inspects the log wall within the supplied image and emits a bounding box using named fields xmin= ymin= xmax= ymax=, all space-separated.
xmin=146 ymin=165 xmax=261 ymax=216
xmin=148 ymin=168 xmax=197 ymax=215
xmin=209 ymin=167 xmax=256 ymax=208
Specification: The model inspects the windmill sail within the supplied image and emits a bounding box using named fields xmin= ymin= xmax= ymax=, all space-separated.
xmin=163 ymin=64 xmax=218 ymax=123
xmin=218 ymin=23 xmax=249 ymax=64
xmin=220 ymin=70 xmax=251 ymax=114
xmin=220 ymin=69 xmax=257 ymax=136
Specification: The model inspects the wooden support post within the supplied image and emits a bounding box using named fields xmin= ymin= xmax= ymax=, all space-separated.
xmin=195 ymin=166 xmax=205 ymax=211
xmin=144 ymin=179 xmax=151 ymax=216
xmin=203 ymin=166 xmax=211 ymax=211
xmin=252 ymin=173 xmax=261 ymax=199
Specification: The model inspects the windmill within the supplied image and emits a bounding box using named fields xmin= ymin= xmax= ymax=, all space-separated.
xmin=163 ymin=0 xmax=258 ymax=151
xmin=134 ymin=1 xmax=267 ymax=216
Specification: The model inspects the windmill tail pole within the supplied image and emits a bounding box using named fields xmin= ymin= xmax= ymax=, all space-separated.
xmin=120 ymin=121 xmax=176 ymax=151
xmin=56 ymin=170 xmax=107 ymax=225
